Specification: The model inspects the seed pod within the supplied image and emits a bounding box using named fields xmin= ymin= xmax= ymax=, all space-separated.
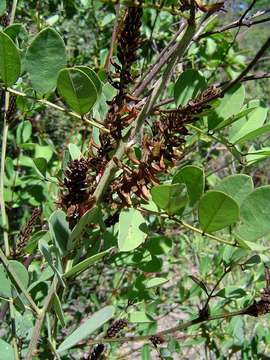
xmin=6 ymin=95 xmax=17 ymax=122
xmin=149 ymin=335 xmax=165 ymax=347
xmin=88 ymin=344 xmax=105 ymax=360
xmin=106 ymin=319 xmax=128 ymax=338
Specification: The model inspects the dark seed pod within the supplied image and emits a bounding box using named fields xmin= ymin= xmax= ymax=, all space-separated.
xmin=149 ymin=335 xmax=165 ymax=347
xmin=6 ymin=95 xmax=17 ymax=122
xmin=0 ymin=13 xmax=9 ymax=27
xmin=59 ymin=158 xmax=92 ymax=227
xmin=88 ymin=344 xmax=105 ymax=360
xmin=106 ymin=319 xmax=128 ymax=338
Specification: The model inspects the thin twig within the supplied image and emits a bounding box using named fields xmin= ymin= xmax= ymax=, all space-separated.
xmin=105 ymin=2 xmax=121 ymax=73
xmin=197 ymin=9 xmax=270 ymax=40
xmin=25 ymin=277 xmax=58 ymax=360
xmin=5 ymin=87 xmax=109 ymax=132
xmin=85 ymin=307 xmax=253 ymax=346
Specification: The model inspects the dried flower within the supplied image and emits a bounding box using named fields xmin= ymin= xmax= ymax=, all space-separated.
xmin=6 ymin=95 xmax=17 ymax=122
xmin=13 ymin=208 xmax=41 ymax=257
xmin=106 ymin=319 xmax=128 ymax=338
xmin=149 ymin=335 xmax=165 ymax=347
xmin=88 ymin=344 xmax=105 ymax=360
xmin=59 ymin=158 xmax=92 ymax=227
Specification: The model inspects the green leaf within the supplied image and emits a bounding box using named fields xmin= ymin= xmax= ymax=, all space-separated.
xmin=214 ymin=174 xmax=253 ymax=206
xmin=16 ymin=120 xmax=32 ymax=144
xmin=52 ymin=293 xmax=66 ymax=327
xmin=198 ymin=191 xmax=239 ymax=233
xmin=49 ymin=210 xmax=70 ymax=255
xmin=25 ymin=27 xmax=66 ymax=94
xmin=0 ymin=264 xmax=12 ymax=298
xmin=4 ymin=23 xmax=28 ymax=42
xmin=76 ymin=66 xmax=102 ymax=96
xmin=174 ymin=69 xmax=207 ymax=107
xmin=173 ymin=166 xmax=204 ymax=206
xmin=34 ymin=144 xmax=53 ymax=162
xmin=234 ymin=123 xmax=270 ymax=145
xmin=0 ymin=261 xmax=29 ymax=298
xmin=32 ymin=157 xmax=47 ymax=178
xmin=151 ymin=183 xmax=188 ymax=215
xmin=0 ymin=0 xmax=6 ymax=15
xmin=236 ymin=239 xmax=267 ymax=251
xmin=0 ymin=31 xmax=21 ymax=86
xmin=212 ymin=107 xmax=257 ymax=131
xmin=144 ymin=277 xmax=168 ymax=289
xmin=39 ymin=239 xmax=65 ymax=287
xmin=0 ymin=339 xmax=15 ymax=360
xmin=236 ymin=186 xmax=270 ymax=241
xmin=64 ymin=249 xmax=112 ymax=279
xmin=207 ymin=84 xmax=245 ymax=129
xmin=57 ymin=68 xmax=98 ymax=115
xmin=57 ymin=306 xmax=115 ymax=353
xmin=118 ymin=208 xmax=147 ymax=252
xmin=129 ymin=311 xmax=154 ymax=323
xmin=229 ymin=101 xmax=268 ymax=144
xmin=69 ymin=207 xmax=101 ymax=246
xmin=68 ymin=143 xmax=82 ymax=160
xmin=216 ymin=287 xmax=246 ymax=299
xmin=246 ymin=147 xmax=270 ymax=165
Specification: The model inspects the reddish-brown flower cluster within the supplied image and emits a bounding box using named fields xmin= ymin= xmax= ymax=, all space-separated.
xmin=59 ymin=158 xmax=93 ymax=227
xmin=12 ymin=208 xmax=41 ymax=258
xmin=103 ymin=2 xmax=143 ymax=148
xmin=107 ymin=86 xmax=219 ymax=207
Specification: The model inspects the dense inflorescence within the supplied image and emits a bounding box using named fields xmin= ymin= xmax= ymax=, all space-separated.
xmin=59 ymin=158 xmax=92 ymax=227
xmin=103 ymin=2 xmax=143 ymax=148
xmin=12 ymin=208 xmax=41 ymax=258
xmin=107 ymin=86 xmax=220 ymax=207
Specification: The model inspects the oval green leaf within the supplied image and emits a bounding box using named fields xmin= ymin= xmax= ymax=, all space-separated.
xmin=0 ymin=339 xmax=15 ymax=360
xmin=151 ymin=183 xmax=188 ymax=215
xmin=173 ymin=166 xmax=204 ymax=206
xmin=207 ymin=84 xmax=245 ymax=130
xmin=57 ymin=306 xmax=115 ymax=353
xmin=0 ymin=31 xmax=21 ymax=86
xmin=57 ymin=68 xmax=98 ymax=114
xmin=236 ymin=186 xmax=270 ymax=241
xmin=118 ymin=208 xmax=147 ymax=252
xmin=229 ymin=101 xmax=268 ymax=144
xmin=214 ymin=174 xmax=253 ymax=206
xmin=174 ymin=69 xmax=207 ymax=107
xmin=25 ymin=27 xmax=66 ymax=94
xmin=76 ymin=66 xmax=102 ymax=96
xmin=198 ymin=190 xmax=239 ymax=233
xmin=49 ymin=210 xmax=70 ymax=255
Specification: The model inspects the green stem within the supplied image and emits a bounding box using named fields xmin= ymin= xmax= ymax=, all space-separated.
xmin=85 ymin=307 xmax=250 ymax=346
xmin=25 ymin=276 xmax=58 ymax=360
xmin=0 ymin=114 xmax=9 ymax=255
xmin=177 ymin=219 xmax=237 ymax=247
xmin=6 ymin=87 xmax=109 ymax=133
xmin=10 ymin=0 xmax=18 ymax=24
xmin=137 ymin=208 xmax=236 ymax=247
